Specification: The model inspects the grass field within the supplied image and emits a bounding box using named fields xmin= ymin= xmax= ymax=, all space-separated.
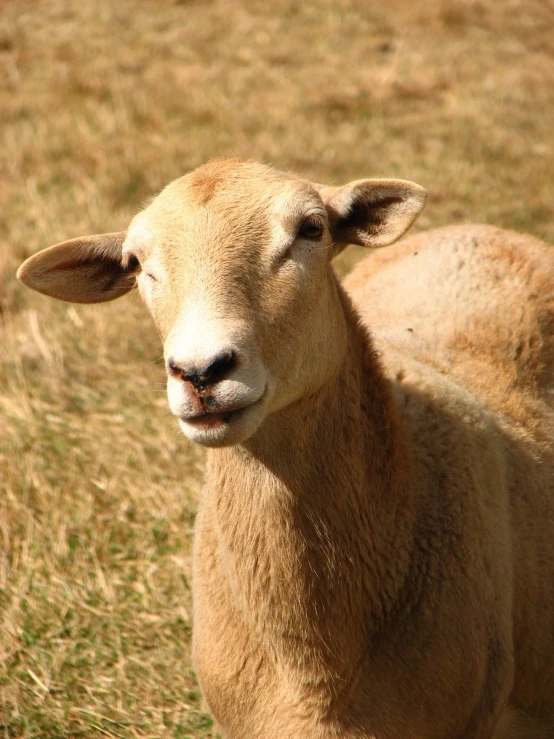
xmin=1 ymin=0 xmax=553 ymax=736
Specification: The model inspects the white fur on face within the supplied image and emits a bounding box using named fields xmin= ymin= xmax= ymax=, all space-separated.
xmin=164 ymin=300 xmax=271 ymax=447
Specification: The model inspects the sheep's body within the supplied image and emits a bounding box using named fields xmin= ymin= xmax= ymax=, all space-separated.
xmin=16 ymin=161 xmax=554 ymax=738
xmin=194 ymin=226 xmax=554 ymax=739
xmin=353 ymin=226 xmax=554 ymax=738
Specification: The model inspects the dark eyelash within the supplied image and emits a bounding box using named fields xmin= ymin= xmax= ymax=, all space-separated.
xmin=297 ymin=216 xmax=324 ymax=241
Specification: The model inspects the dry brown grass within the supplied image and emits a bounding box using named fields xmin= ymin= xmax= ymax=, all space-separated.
xmin=1 ymin=0 xmax=553 ymax=736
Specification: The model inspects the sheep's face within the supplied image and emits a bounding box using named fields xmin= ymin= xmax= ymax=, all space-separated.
xmin=17 ymin=160 xmax=425 ymax=448
xmin=126 ymin=162 xmax=344 ymax=447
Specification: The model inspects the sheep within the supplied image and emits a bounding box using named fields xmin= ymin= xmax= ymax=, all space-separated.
xmin=17 ymin=159 xmax=554 ymax=738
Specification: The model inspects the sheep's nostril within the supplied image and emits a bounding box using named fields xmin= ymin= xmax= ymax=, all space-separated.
xmin=166 ymin=351 xmax=237 ymax=389
xmin=167 ymin=357 xmax=180 ymax=375
xmin=198 ymin=351 xmax=237 ymax=385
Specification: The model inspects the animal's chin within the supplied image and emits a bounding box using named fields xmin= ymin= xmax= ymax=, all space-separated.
xmin=178 ymin=400 xmax=264 ymax=447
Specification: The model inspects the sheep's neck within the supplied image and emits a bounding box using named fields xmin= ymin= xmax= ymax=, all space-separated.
xmin=205 ymin=301 xmax=416 ymax=677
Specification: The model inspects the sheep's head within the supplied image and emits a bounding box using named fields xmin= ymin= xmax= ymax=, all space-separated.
xmin=17 ymin=160 xmax=425 ymax=447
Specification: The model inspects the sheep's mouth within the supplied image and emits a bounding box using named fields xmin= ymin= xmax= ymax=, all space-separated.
xmin=177 ymin=385 xmax=269 ymax=442
xmin=177 ymin=386 xmax=270 ymax=446
xmin=183 ymin=409 xmax=239 ymax=429
xmin=181 ymin=398 xmax=257 ymax=429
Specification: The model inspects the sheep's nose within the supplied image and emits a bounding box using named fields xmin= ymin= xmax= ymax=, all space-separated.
xmin=166 ymin=350 xmax=237 ymax=390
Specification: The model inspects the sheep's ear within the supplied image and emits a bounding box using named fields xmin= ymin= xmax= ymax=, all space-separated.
xmin=318 ymin=179 xmax=427 ymax=256
xmin=16 ymin=232 xmax=138 ymax=304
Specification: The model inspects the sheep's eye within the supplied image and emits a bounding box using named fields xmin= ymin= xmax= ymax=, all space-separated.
xmin=145 ymin=272 xmax=157 ymax=282
xmin=297 ymin=216 xmax=324 ymax=241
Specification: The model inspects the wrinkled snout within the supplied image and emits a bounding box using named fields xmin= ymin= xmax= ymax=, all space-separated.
xmin=164 ymin=323 xmax=270 ymax=447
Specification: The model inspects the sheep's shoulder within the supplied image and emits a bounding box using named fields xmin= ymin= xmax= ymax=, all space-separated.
xmin=344 ymin=225 xmax=554 ymax=415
